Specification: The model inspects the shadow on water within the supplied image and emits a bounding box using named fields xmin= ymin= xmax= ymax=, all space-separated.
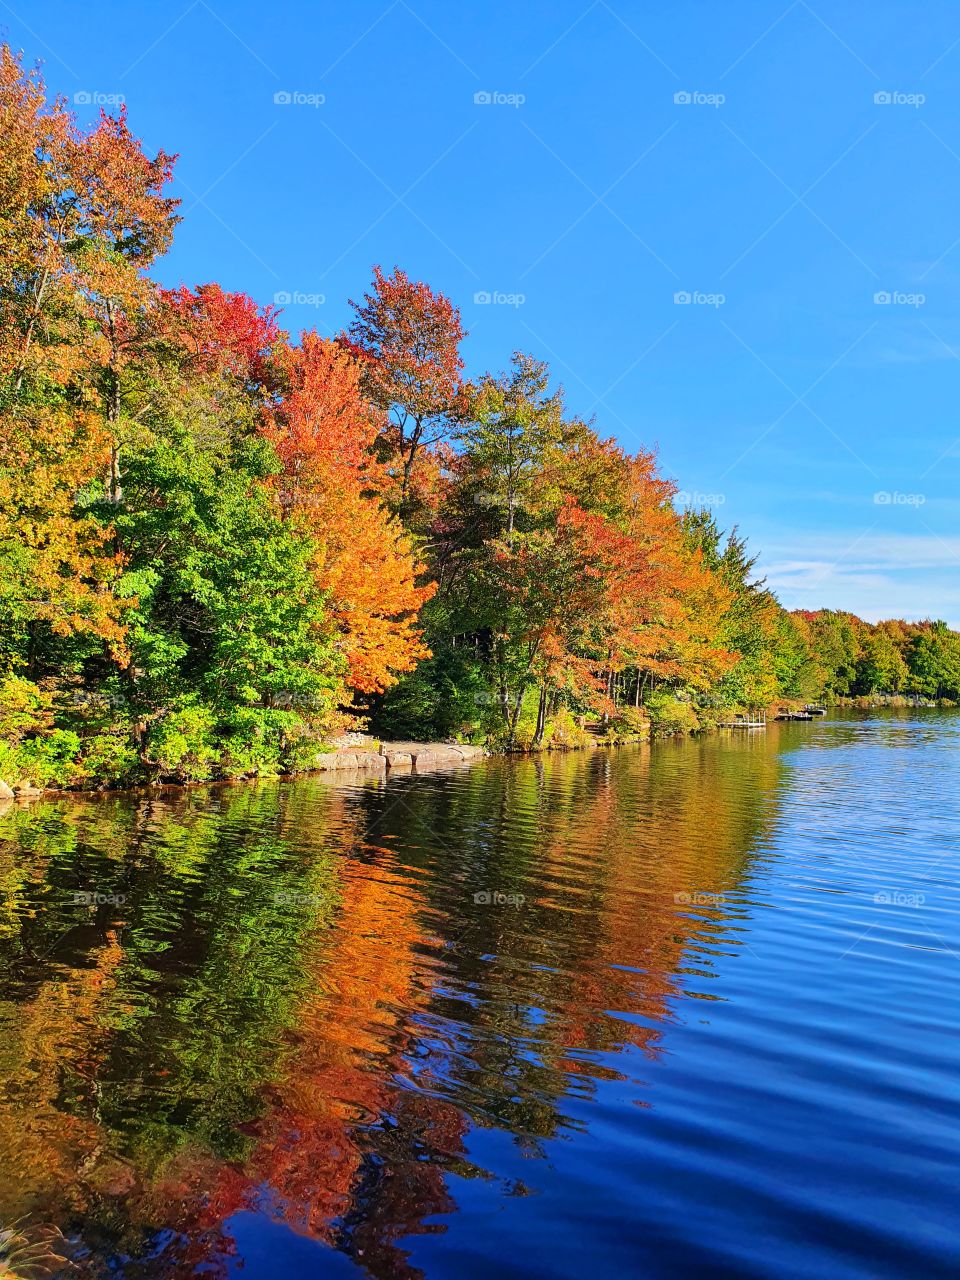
xmin=1 ymin=714 xmax=957 ymax=1278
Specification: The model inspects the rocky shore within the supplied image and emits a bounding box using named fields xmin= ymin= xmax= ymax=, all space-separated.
xmin=313 ymin=741 xmax=485 ymax=773
xmin=0 ymin=740 xmax=485 ymax=804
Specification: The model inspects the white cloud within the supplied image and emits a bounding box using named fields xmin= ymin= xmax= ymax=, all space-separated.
xmin=756 ymin=532 xmax=960 ymax=626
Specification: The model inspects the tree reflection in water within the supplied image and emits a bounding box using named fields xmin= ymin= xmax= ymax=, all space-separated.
xmin=0 ymin=737 xmax=781 ymax=1278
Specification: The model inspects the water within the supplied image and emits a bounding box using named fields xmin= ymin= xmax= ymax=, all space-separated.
xmin=0 ymin=711 xmax=958 ymax=1279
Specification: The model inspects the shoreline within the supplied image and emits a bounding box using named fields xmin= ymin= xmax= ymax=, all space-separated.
xmin=0 ymin=734 xmax=647 ymax=803
xmin=0 ymin=739 xmax=489 ymax=804
xmin=4 ymin=703 xmax=955 ymax=804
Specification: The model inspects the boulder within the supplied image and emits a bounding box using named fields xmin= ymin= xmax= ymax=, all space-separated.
xmin=383 ymin=750 xmax=413 ymax=769
xmin=411 ymin=746 xmax=469 ymax=770
xmin=0 ymin=779 xmax=14 ymax=800
xmin=314 ymin=749 xmax=386 ymax=772
xmin=410 ymin=749 xmax=440 ymax=770
xmin=378 ymin=742 xmax=485 ymax=772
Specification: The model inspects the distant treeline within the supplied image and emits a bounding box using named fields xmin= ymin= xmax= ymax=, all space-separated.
xmin=1 ymin=47 xmax=956 ymax=790
xmin=789 ymin=612 xmax=960 ymax=704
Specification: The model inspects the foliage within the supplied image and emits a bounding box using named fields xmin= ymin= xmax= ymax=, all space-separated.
xmin=792 ymin=611 xmax=960 ymax=703
xmin=1 ymin=44 xmax=956 ymax=790
xmin=346 ymin=264 xmax=465 ymax=523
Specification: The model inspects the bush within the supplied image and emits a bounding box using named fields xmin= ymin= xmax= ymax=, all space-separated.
xmin=218 ymin=706 xmax=311 ymax=777
xmin=544 ymin=707 xmax=593 ymax=748
xmin=145 ymin=703 xmax=219 ymax=781
xmin=604 ymin=706 xmax=650 ymax=741
xmin=373 ymin=645 xmax=490 ymax=741
xmin=644 ymin=689 xmax=699 ymax=738
xmin=20 ymin=728 xmax=83 ymax=786
xmin=0 ymin=674 xmax=51 ymax=743
xmin=79 ymin=731 xmax=141 ymax=787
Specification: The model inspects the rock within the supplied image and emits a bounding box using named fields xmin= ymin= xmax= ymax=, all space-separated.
xmin=353 ymin=750 xmax=386 ymax=770
xmin=329 ymin=732 xmax=378 ymax=750
xmin=0 ymin=779 xmax=13 ymax=800
xmin=378 ymin=742 xmax=485 ymax=772
xmin=14 ymin=784 xmax=43 ymax=797
xmin=314 ymin=749 xmax=386 ymax=772
xmin=411 ymin=747 xmax=464 ymax=770
xmin=383 ymin=750 xmax=413 ymax=769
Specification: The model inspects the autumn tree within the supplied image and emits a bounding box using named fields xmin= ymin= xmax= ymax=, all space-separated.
xmin=346 ymin=265 xmax=464 ymax=522
xmin=264 ymin=332 xmax=435 ymax=698
xmin=0 ymin=50 xmax=180 ymax=668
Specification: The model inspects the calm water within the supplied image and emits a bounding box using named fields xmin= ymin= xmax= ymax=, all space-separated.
xmin=0 ymin=712 xmax=958 ymax=1279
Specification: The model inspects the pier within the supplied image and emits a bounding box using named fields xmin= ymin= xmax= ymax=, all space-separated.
xmin=719 ymin=709 xmax=767 ymax=729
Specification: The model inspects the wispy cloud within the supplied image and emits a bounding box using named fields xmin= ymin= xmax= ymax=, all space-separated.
xmin=758 ymin=533 xmax=960 ymax=626
xmin=875 ymin=339 xmax=960 ymax=365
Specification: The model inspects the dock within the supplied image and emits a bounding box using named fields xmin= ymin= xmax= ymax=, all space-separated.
xmin=719 ymin=709 xmax=767 ymax=729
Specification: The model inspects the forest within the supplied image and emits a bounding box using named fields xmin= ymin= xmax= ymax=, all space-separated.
xmin=2 ymin=44 xmax=959 ymax=789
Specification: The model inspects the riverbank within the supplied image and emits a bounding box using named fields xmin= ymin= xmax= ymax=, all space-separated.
xmin=0 ymin=738 xmax=488 ymax=802
xmin=0 ymin=713 xmax=794 ymax=800
xmin=834 ymin=693 xmax=952 ymax=708
xmin=0 ymin=729 xmax=657 ymax=802
xmin=6 ymin=699 xmax=954 ymax=802
xmin=314 ymin=741 xmax=486 ymax=773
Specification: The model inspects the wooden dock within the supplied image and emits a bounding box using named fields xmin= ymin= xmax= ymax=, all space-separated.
xmin=719 ymin=709 xmax=767 ymax=729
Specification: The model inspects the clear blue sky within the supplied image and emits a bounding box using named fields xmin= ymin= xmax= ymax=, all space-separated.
xmin=9 ymin=1 xmax=960 ymax=623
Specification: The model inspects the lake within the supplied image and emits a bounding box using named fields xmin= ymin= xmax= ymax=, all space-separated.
xmin=0 ymin=711 xmax=957 ymax=1279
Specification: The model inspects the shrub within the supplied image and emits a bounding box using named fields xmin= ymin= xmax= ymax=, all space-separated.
xmin=644 ymin=689 xmax=698 ymax=738
xmin=544 ymin=707 xmax=593 ymax=748
xmin=145 ymin=703 xmax=219 ymax=781
xmin=79 ymin=731 xmax=140 ymax=787
xmin=604 ymin=706 xmax=651 ymax=741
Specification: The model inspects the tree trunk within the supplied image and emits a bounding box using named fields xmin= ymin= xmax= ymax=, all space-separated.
xmin=532 ymin=683 xmax=548 ymax=748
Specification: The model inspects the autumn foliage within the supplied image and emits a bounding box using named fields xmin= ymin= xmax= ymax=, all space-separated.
xmin=264 ymin=334 xmax=435 ymax=693
xmin=1 ymin=43 xmax=956 ymax=787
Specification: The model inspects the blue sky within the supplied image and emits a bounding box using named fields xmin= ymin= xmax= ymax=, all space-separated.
xmin=8 ymin=0 xmax=960 ymax=622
